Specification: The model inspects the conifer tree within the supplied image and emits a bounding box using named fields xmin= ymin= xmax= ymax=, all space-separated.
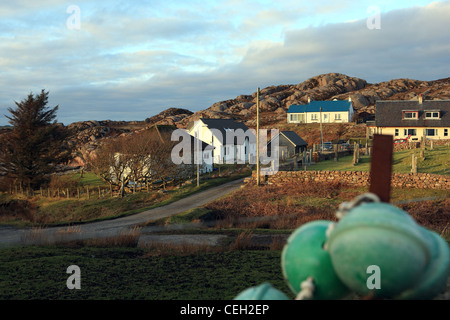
xmin=0 ymin=90 xmax=70 ymax=189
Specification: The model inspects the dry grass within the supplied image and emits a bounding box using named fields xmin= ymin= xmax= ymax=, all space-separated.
xmin=206 ymin=180 xmax=341 ymax=230
xmin=398 ymin=198 xmax=450 ymax=235
xmin=20 ymin=225 xmax=142 ymax=247
xmin=140 ymin=241 xmax=221 ymax=257
xmin=205 ymin=180 xmax=450 ymax=234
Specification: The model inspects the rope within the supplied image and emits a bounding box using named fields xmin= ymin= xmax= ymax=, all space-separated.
xmin=296 ymin=277 xmax=315 ymax=300
xmin=323 ymin=193 xmax=381 ymax=250
xmin=335 ymin=192 xmax=380 ymax=220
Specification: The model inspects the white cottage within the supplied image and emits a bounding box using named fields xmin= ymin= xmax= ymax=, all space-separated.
xmin=187 ymin=118 xmax=257 ymax=164
xmin=287 ymin=98 xmax=355 ymax=124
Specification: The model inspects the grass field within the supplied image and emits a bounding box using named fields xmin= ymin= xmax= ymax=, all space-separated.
xmin=0 ymin=167 xmax=251 ymax=227
xmin=0 ymin=246 xmax=291 ymax=300
xmin=307 ymin=145 xmax=450 ymax=175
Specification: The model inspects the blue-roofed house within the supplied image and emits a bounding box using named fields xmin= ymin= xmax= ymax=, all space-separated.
xmin=287 ymin=97 xmax=355 ymax=124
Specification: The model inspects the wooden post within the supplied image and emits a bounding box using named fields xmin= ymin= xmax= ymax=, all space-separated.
xmin=87 ymin=186 xmax=90 ymax=199
xmin=67 ymin=188 xmax=69 ymax=199
xmin=369 ymin=134 xmax=393 ymax=203
xmin=77 ymin=187 xmax=80 ymax=199
xmin=411 ymin=154 xmax=418 ymax=174
xmin=334 ymin=144 xmax=338 ymax=162
xmin=98 ymin=186 xmax=101 ymax=198
xmin=256 ymin=87 xmax=261 ymax=186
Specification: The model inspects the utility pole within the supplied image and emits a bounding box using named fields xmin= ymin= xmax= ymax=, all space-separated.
xmin=256 ymin=87 xmax=261 ymax=186
xmin=320 ymin=106 xmax=323 ymax=152
xmin=196 ymin=131 xmax=200 ymax=187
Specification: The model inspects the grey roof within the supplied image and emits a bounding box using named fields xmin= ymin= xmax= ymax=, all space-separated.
xmin=280 ymin=131 xmax=308 ymax=146
xmin=375 ymin=100 xmax=450 ymax=127
xmin=268 ymin=131 xmax=308 ymax=147
xmin=176 ymin=130 xmax=214 ymax=151
xmin=199 ymin=118 xmax=254 ymax=145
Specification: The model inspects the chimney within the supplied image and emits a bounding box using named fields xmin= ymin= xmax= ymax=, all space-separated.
xmin=348 ymin=96 xmax=352 ymax=102
xmin=308 ymin=96 xmax=311 ymax=103
xmin=419 ymin=94 xmax=423 ymax=104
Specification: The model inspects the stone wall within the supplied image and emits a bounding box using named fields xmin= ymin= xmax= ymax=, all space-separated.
xmin=251 ymin=170 xmax=450 ymax=190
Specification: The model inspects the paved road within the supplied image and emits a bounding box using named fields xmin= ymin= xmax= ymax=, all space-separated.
xmin=0 ymin=178 xmax=245 ymax=247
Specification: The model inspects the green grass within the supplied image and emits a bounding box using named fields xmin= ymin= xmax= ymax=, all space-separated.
xmin=307 ymin=145 xmax=450 ymax=175
xmin=0 ymin=246 xmax=292 ymax=300
xmin=1 ymin=170 xmax=251 ymax=227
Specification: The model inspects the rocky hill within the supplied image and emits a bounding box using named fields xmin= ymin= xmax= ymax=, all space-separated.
xmin=57 ymin=73 xmax=450 ymax=166
xmin=175 ymin=73 xmax=450 ymax=128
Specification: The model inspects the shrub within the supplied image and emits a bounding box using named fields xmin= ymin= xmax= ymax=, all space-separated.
xmin=48 ymin=174 xmax=81 ymax=190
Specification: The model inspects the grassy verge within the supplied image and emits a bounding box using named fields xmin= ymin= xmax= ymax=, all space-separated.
xmin=307 ymin=145 xmax=449 ymax=175
xmin=0 ymin=246 xmax=292 ymax=300
xmin=0 ymin=169 xmax=251 ymax=227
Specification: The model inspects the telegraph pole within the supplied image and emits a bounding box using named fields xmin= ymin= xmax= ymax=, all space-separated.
xmin=197 ymin=131 xmax=200 ymax=187
xmin=256 ymin=87 xmax=261 ymax=186
xmin=320 ymin=106 xmax=323 ymax=152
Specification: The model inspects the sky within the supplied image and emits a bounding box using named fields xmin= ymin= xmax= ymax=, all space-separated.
xmin=0 ymin=0 xmax=449 ymax=126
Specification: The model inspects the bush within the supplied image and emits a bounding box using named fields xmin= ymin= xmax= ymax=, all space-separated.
xmin=48 ymin=174 xmax=81 ymax=190
xmin=0 ymin=196 xmax=36 ymax=222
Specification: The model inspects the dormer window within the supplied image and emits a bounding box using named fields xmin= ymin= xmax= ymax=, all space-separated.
xmin=402 ymin=111 xmax=419 ymax=120
xmin=425 ymin=111 xmax=440 ymax=119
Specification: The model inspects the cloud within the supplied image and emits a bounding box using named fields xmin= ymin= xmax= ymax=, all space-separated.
xmin=233 ymin=1 xmax=450 ymax=84
xmin=0 ymin=1 xmax=449 ymax=126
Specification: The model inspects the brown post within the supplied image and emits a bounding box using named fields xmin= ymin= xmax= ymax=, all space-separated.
xmin=369 ymin=134 xmax=393 ymax=203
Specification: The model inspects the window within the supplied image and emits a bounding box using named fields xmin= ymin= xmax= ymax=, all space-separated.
xmin=335 ymin=113 xmax=341 ymax=120
xmin=425 ymin=111 xmax=440 ymax=119
xmin=395 ymin=129 xmax=399 ymax=136
xmin=311 ymin=114 xmax=318 ymax=120
xmin=425 ymin=129 xmax=437 ymax=136
xmin=404 ymin=129 xmax=417 ymax=136
xmin=445 ymin=129 xmax=448 ymax=137
xmin=402 ymin=111 xmax=418 ymax=120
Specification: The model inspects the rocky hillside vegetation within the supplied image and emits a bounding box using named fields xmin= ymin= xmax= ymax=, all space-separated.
xmin=31 ymin=73 xmax=450 ymax=167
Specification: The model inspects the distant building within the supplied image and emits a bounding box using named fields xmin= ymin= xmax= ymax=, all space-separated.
xmin=367 ymin=96 xmax=450 ymax=140
xmin=287 ymin=97 xmax=355 ymax=124
xmin=187 ymin=118 xmax=257 ymax=164
xmin=267 ymin=131 xmax=308 ymax=159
